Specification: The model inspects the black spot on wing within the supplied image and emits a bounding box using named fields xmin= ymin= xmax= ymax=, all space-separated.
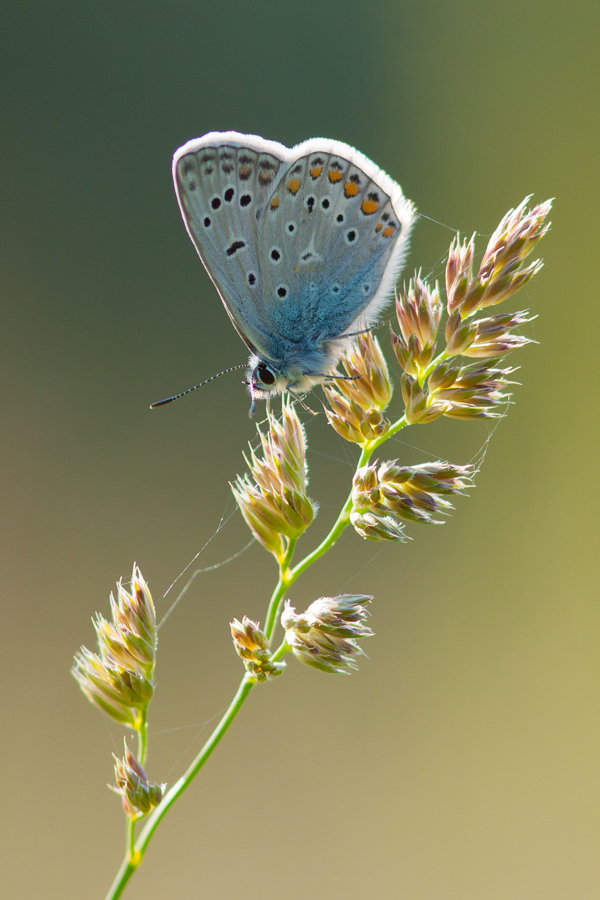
xmin=226 ymin=240 xmax=246 ymax=257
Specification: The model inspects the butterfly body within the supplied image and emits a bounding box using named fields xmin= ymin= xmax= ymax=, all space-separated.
xmin=172 ymin=132 xmax=416 ymax=407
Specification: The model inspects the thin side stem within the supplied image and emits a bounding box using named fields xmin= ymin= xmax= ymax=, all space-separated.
xmin=270 ymin=639 xmax=290 ymax=663
xmin=417 ymin=350 xmax=449 ymax=385
xmin=369 ymin=414 xmax=408 ymax=451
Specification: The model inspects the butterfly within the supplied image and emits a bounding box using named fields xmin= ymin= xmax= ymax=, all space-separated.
xmin=170 ymin=131 xmax=416 ymax=414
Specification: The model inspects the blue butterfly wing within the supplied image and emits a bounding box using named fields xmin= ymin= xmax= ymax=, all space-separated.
xmin=173 ymin=133 xmax=287 ymax=358
xmin=257 ymin=142 xmax=414 ymax=355
xmin=173 ymin=133 xmax=416 ymax=372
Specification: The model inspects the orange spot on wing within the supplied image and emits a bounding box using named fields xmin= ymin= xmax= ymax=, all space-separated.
xmin=270 ymin=195 xmax=280 ymax=209
xmin=287 ymin=177 xmax=301 ymax=194
xmin=310 ymin=166 xmax=323 ymax=179
xmin=382 ymin=225 xmax=396 ymax=237
xmin=375 ymin=223 xmax=383 ymax=232
xmin=239 ymin=165 xmax=251 ymax=178
xmin=328 ymin=168 xmax=343 ymax=183
xmin=344 ymin=182 xmax=360 ymax=197
xmin=361 ymin=199 xmax=379 ymax=215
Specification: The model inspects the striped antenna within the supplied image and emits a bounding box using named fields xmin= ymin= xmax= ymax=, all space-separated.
xmin=150 ymin=364 xmax=248 ymax=408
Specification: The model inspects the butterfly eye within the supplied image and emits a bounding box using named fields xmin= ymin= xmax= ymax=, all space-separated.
xmin=256 ymin=363 xmax=276 ymax=386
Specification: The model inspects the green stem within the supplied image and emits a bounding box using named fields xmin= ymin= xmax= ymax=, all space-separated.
xmin=264 ymin=537 xmax=296 ymax=641
xmin=266 ymin=418 xmax=409 ymax=628
xmin=270 ymin=639 xmax=290 ymax=663
xmin=104 ymin=676 xmax=254 ymax=900
xmin=127 ymin=818 xmax=136 ymax=858
xmin=136 ymin=710 xmax=147 ymax=765
xmin=286 ymin=417 xmax=408 ymax=581
xmin=418 ymin=350 xmax=450 ymax=385
xmin=104 ymin=816 xmax=138 ymax=900
xmin=105 ymin=855 xmax=136 ymax=900
xmin=289 ymin=444 xmax=371 ymax=582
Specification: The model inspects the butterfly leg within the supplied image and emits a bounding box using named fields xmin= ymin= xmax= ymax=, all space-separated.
xmin=285 ymin=386 xmax=319 ymax=416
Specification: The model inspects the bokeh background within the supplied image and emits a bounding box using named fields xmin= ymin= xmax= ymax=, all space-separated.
xmin=1 ymin=2 xmax=598 ymax=898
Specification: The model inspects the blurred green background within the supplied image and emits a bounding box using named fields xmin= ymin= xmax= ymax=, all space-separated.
xmin=1 ymin=1 xmax=598 ymax=898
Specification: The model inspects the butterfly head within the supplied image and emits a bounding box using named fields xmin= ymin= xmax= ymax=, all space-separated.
xmin=246 ymin=354 xmax=321 ymax=417
xmin=246 ymin=356 xmax=286 ymax=414
xmin=246 ymin=345 xmax=345 ymax=416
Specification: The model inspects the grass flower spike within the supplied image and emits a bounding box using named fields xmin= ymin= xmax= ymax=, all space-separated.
xmin=391 ymin=274 xmax=443 ymax=377
xmin=349 ymin=509 xmax=408 ymax=541
xmin=353 ymin=460 xmax=474 ymax=526
xmin=231 ymin=397 xmax=317 ymax=560
xmin=230 ymin=616 xmax=286 ymax=682
xmin=323 ymin=333 xmax=393 ymax=444
xmin=111 ymin=742 xmax=165 ymax=819
xmin=428 ymin=358 xmax=517 ymax=419
xmin=281 ymin=595 xmax=373 ymax=674
xmin=389 ymin=197 xmax=552 ymax=425
xmin=72 ymin=565 xmax=156 ymax=729
xmin=446 ymin=198 xmax=552 ymax=316
xmin=400 ymin=372 xmax=446 ymax=425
